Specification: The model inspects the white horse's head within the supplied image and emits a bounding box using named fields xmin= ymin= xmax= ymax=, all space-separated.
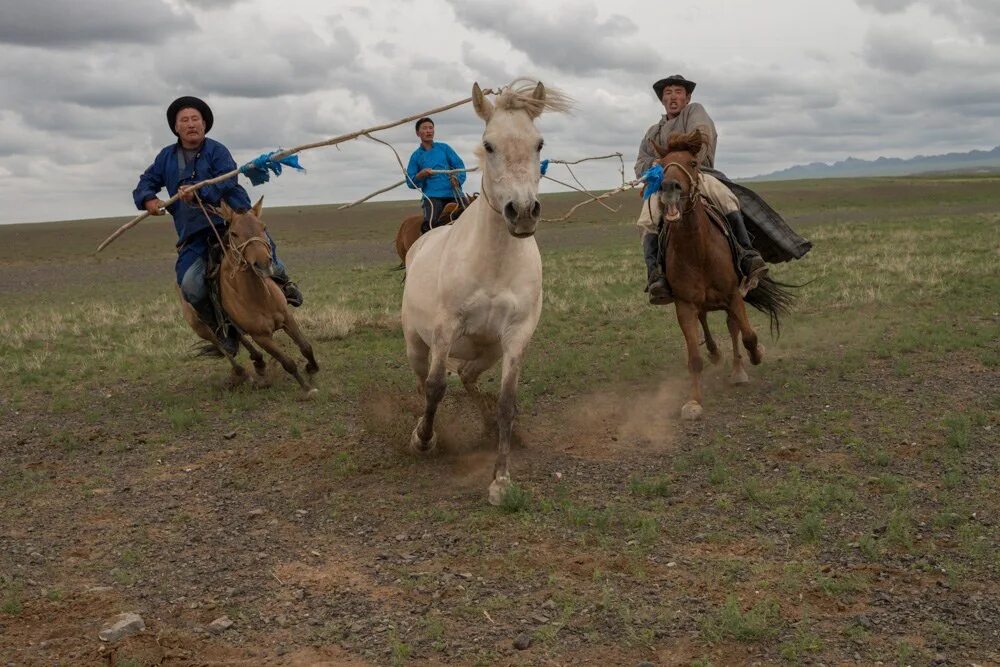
xmin=472 ymin=79 xmax=572 ymax=237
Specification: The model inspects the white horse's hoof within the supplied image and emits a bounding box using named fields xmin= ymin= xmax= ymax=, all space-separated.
xmin=731 ymin=368 xmax=750 ymax=385
xmin=302 ymin=387 xmax=319 ymax=400
xmin=488 ymin=475 xmax=511 ymax=506
xmin=409 ymin=418 xmax=437 ymax=453
xmin=681 ymin=401 xmax=703 ymax=421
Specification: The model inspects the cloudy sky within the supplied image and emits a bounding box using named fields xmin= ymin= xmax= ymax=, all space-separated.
xmin=0 ymin=0 xmax=997 ymax=224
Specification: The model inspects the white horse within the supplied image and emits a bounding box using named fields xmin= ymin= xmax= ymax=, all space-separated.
xmin=401 ymin=80 xmax=572 ymax=505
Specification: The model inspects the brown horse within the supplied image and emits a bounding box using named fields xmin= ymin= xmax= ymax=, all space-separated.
xmin=179 ymin=197 xmax=319 ymax=396
xmin=394 ymin=195 xmax=477 ymax=264
xmin=650 ymin=131 xmax=792 ymax=420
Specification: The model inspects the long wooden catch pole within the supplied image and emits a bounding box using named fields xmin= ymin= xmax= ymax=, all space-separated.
xmin=96 ymin=93 xmax=492 ymax=253
xmin=337 ymin=167 xmax=479 ymax=210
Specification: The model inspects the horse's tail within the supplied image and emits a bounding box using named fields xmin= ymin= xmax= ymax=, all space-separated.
xmin=744 ymin=276 xmax=797 ymax=337
xmin=391 ymin=261 xmax=405 ymax=272
xmin=191 ymin=341 xmax=224 ymax=358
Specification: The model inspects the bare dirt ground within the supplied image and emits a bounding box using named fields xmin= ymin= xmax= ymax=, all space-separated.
xmin=1 ymin=182 xmax=998 ymax=665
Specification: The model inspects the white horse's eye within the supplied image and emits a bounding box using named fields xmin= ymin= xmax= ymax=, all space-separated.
xmin=483 ymin=141 xmax=495 ymax=154
xmin=537 ymin=140 xmax=544 ymax=152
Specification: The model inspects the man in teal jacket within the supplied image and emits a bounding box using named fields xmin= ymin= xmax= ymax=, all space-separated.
xmin=406 ymin=117 xmax=468 ymax=233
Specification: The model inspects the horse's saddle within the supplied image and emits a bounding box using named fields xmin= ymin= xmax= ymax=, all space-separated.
xmin=203 ymin=236 xmax=242 ymax=338
xmin=433 ymin=193 xmax=479 ymax=227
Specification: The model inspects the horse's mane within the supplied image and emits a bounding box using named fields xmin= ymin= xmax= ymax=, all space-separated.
xmin=666 ymin=131 xmax=703 ymax=158
xmin=496 ymin=78 xmax=574 ymax=115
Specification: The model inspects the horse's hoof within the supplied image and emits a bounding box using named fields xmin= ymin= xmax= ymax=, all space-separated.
xmin=488 ymin=475 xmax=511 ymax=506
xmin=681 ymin=401 xmax=703 ymax=421
xmin=708 ymin=351 xmax=722 ymax=365
xmin=409 ymin=419 xmax=437 ymax=454
xmin=306 ymin=363 xmax=319 ymax=376
xmin=225 ymin=368 xmax=249 ymax=389
xmin=731 ymin=368 xmax=750 ymax=385
xmin=751 ymin=343 xmax=765 ymax=366
xmin=301 ymin=387 xmax=319 ymax=401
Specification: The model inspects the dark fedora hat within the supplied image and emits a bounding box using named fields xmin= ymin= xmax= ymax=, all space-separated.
xmin=653 ymin=74 xmax=696 ymax=98
xmin=166 ymin=96 xmax=213 ymax=135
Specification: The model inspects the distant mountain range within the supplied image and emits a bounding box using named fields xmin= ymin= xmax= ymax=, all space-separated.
xmin=746 ymin=145 xmax=1000 ymax=181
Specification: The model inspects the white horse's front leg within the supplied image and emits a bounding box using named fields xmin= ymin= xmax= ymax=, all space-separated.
xmin=410 ymin=321 xmax=457 ymax=453
xmin=488 ymin=334 xmax=530 ymax=505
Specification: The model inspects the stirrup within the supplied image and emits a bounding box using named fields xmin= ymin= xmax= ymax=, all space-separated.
xmin=281 ymin=280 xmax=303 ymax=308
xmin=647 ymin=280 xmax=673 ymax=305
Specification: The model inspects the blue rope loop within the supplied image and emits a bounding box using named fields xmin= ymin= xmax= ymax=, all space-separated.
xmin=539 ymin=159 xmax=549 ymax=176
xmin=239 ymin=150 xmax=305 ymax=186
xmin=641 ymin=163 xmax=664 ymax=201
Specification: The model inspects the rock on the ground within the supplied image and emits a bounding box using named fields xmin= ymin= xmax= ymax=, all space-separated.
xmin=98 ymin=612 xmax=145 ymax=642
xmin=513 ymin=632 xmax=532 ymax=650
xmin=207 ymin=615 xmax=234 ymax=634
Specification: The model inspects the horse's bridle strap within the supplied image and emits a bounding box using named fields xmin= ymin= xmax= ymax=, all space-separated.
xmin=658 ymin=160 xmax=702 ymax=219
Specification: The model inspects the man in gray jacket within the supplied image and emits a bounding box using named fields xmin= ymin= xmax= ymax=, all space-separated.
xmin=636 ymin=75 xmax=766 ymax=304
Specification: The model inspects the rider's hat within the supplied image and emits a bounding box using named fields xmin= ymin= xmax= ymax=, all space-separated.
xmin=653 ymin=74 xmax=696 ymax=99
xmin=167 ymin=96 xmax=214 ymax=135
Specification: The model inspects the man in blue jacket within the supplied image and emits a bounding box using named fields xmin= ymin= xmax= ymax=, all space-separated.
xmin=406 ymin=117 xmax=468 ymax=233
xmin=133 ymin=96 xmax=302 ymax=353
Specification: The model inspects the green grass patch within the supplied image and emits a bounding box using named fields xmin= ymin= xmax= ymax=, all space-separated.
xmin=701 ymin=596 xmax=783 ymax=643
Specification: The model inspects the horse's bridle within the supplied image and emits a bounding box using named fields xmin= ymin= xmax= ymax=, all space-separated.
xmin=226 ymin=233 xmax=272 ymax=278
xmin=657 ymin=160 xmax=702 ymax=222
xmin=480 ymin=178 xmax=504 ymax=217
xmin=193 ymin=193 xmax=271 ymax=279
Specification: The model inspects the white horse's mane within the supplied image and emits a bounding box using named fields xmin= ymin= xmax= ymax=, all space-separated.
xmin=495 ymin=78 xmax=574 ymax=116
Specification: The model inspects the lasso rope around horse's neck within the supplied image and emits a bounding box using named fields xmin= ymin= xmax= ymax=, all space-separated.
xmin=479 ymin=177 xmax=504 ymax=217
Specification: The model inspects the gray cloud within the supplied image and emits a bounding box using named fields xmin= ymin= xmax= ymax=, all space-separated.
xmin=862 ymin=27 xmax=935 ymax=74
xmin=155 ymin=25 xmax=358 ymax=99
xmin=178 ymin=0 xmax=251 ymax=7
xmin=854 ymin=0 xmax=918 ymax=12
xmin=0 ymin=0 xmax=192 ymax=48
xmin=446 ymin=0 xmax=647 ymax=75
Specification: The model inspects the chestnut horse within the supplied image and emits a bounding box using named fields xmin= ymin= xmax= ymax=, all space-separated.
xmin=650 ymin=131 xmax=792 ymax=420
xmin=179 ymin=197 xmax=319 ymax=396
xmin=394 ymin=195 xmax=477 ymax=264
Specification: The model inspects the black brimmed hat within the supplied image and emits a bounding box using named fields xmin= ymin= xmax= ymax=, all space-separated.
xmin=167 ymin=96 xmax=213 ymax=135
xmin=653 ymin=74 xmax=696 ymax=98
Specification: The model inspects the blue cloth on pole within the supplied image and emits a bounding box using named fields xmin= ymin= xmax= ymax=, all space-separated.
xmin=239 ymin=151 xmax=305 ymax=186
xmin=641 ymin=164 xmax=664 ymax=201
xmin=540 ymin=159 xmax=549 ymax=176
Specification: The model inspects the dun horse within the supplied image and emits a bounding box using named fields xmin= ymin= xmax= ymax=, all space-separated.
xmin=180 ymin=197 xmax=319 ymax=396
xmin=650 ymin=131 xmax=793 ymax=420
xmin=401 ymin=80 xmax=571 ymax=505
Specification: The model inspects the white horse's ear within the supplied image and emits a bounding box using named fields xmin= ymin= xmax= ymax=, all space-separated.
xmin=472 ymin=82 xmax=494 ymax=122
xmin=528 ymin=81 xmax=546 ymax=118
xmin=252 ymin=196 xmax=264 ymax=218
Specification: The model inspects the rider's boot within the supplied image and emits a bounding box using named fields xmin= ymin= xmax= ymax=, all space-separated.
xmin=643 ymin=233 xmax=672 ymax=305
xmin=725 ymin=210 xmax=768 ymax=281
xmin=271 ymin=266 xmax=303 ymax=307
